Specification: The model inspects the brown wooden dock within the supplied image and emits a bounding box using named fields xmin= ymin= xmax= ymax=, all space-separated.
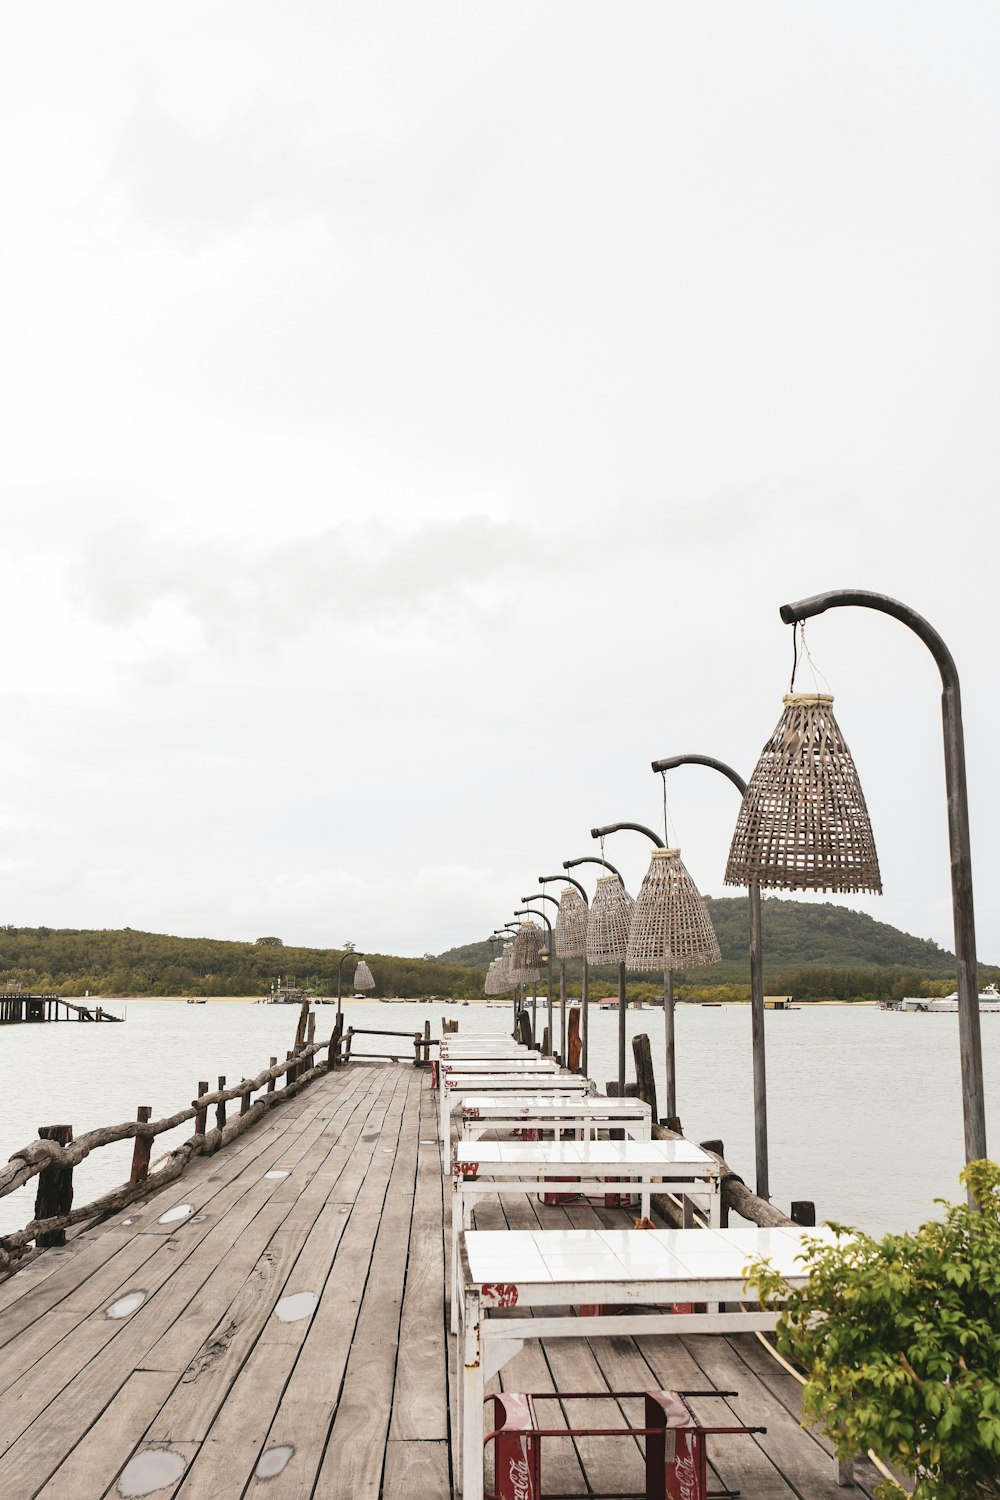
xmin=0 ymin=994 xmax=123 ymax=1024
xmin=0 ymin=1064 xmax=887 ymax=1498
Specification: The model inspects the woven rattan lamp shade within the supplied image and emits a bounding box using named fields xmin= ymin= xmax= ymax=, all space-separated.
xmin=626 ymin=849 xmax=721 ymax=972
xmin=585 ymin=874 xmax=635 ymax=965
xmin=497 ymin=943 xmax=515 ymax=991
xmin=725 ymin=693 xmax=881 ymax=894
xmin=555 ymin=887 xmax=588 ymax=959
xmin=353 ymin=959 xmax=375 ymax=992
xmin=484 ymin=958 xmax=503 ymax=995
xmin=510 ymin=921 xmax=543 ymax=984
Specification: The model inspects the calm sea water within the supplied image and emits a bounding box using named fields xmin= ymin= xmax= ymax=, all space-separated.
xmin=1 ymin=999 xmax=998 ymax=1239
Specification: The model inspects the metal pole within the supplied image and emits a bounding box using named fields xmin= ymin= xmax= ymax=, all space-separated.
xmin=539 ymin=873 xmax=590 ymax=1073
xmin=590 ymin=829 xmax=670 ymax=1105
xmin=335 ymin=948 xmax=361 ymax=1027
xmin=515 ymin=908 xmax=554 ymax=1057
xmin=663 ymin=969 xmax=675 ymax=1119
xmin=524 ymin=892 xmax=564 ymax=1062
xmin=581 ymin=953 xmax=589 ymax=1077
xmin=565 ymin=855 xmax=625 ymax=1092
xmin=780 ymin=588 xmax=987 ymax=1169
xmin=653 ymin=753 xmax=769 ymax=1201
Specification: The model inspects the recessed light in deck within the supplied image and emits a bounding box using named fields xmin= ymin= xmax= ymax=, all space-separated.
xmin=117 ymin=1448 xmax=187 ymax=1496
xmin=157 ymin=1204 xmax=194 ymax=1225
xmin=273 ymin=1291 xmax=318 ymax=1322
xmin=106 ymin=1290 xmax=147 ymax=1320
xmin=255 ymin=1445 xmax=294 ymax=1479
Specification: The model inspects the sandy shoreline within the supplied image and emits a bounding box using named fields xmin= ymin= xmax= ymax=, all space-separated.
xmin=69 ymin=995 xmax=880 ymax=1007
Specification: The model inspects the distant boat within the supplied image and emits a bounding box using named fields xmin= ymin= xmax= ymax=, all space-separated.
xmin=899 ymin=983 xmax=1000 ymax=1014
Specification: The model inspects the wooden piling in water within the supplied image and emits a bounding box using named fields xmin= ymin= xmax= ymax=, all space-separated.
xmin=33 ymin=1127 xmax=74 ymax=1247
xmin=129 ymin=1107 xmax=153 ymax=1184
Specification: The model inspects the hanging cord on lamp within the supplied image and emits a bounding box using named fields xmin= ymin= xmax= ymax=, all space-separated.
xmin=660 ymin=770 xmax=674 ymax=848
xmin=789 ymin=621 xmax=831 ymax=696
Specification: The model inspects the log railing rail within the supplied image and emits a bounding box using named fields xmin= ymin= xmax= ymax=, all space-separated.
xmin=611 ymin=1033 xmax=806 ymax=1232
xmin=0 ymin=1004 xmax=426 ymax=1277
xmin=341 ymin=1024 xmax=438 ymax=1067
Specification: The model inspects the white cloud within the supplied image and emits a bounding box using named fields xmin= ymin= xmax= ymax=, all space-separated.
xmin=0 ymin=3 xmax=998 ymax=969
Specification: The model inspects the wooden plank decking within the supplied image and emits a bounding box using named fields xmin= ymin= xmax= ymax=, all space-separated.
xmin=0 ymin=1065 xmax=884 ymax=1499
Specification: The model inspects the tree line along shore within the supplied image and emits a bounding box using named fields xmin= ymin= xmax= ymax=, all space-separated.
xmin=1 ymin=897 xmax=993 ymax=1004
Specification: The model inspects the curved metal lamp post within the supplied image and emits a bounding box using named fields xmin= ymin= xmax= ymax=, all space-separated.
xmin=497 ymin=924 xmax=523 ymax=1025
xmin=565 ymin=853 xmax=629 ymax=1095
xmin=539 ymin=874 xmax=590 ymax=1075
xmin=514 ymin=907 xmax=554 ymax=1053
xmin=590 ymin=821 xmax=679 ymax=1119
xmin=778 ymin=588 xmax=987 ymax=1169
xmin=652 ymin=754 xmax=769 ymax=1200
xmin=522 ymin=892 xmax=564 ymax=1062
xmin=336 ymin=947 xmax=362 ymax=1024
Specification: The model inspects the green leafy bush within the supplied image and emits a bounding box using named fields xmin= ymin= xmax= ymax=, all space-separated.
xmin=750 ymin=1161 xmax=1000 ymax=1499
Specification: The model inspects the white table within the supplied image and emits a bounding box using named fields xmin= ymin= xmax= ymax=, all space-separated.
xmin=440 ymin=1041 xmax=527 ymax=1057
xmin=457 ymin=1224 xmax=843 ymax=1498
xmin=439 ymin=1073 xmax=588 ymax=1144
xmin=459 ymin=1093 xmax=652 ymax=1143
xmin=449 ymin=1139 xmax=722 ymax=1330
xmin=441 ymin=1058 xmax=560 ymax=1072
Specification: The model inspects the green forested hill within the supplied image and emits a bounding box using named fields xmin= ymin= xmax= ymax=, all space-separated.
xmin=0 ymin=897 xmax=988 ymax=1004
xmin=0 ymin=927 xmax=484 ymax=1000
xmin=438 ymin=897 xmax=959 ymax=975
xmin=436 ymin=897 xmax=994 ymax=1003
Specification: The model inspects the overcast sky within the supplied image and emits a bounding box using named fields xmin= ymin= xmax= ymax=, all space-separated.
xmin=2 ymin=3 xmax=999 ymax=965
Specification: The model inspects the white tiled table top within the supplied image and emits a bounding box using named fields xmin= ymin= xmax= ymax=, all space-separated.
xmin=464 ymin=1226 xmax=843 ymax=1287
xmin=440 ymin=1058 xmax=560 ymax=1071
xmin=442 ymin=1073 xmax=585 ymax=1089
xmin=453 ymin=1140 xmax=716 ymax=1169
xmin=459 ymin=1094 xmax=650 ymax=1116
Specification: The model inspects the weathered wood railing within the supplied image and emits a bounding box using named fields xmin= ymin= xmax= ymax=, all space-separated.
xmin=609 ymin=1032 xmax=812 ymax=1231
xmin=0 ymin=1002 xmax=405 ymax=1276
xmin=342 ymin=1022 xmax=438 ymax=1067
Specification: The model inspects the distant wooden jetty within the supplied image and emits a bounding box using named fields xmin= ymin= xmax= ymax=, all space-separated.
xmin=0 ymin=1008 xmax=894 ymax=1498
xmin=0 ymin=992 xmax=123 ymax=1024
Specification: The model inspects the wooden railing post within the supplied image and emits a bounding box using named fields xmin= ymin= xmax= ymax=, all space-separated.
xmin=423 ymin=1018 xmax=432 ymax=1065
xmin=328 ymin=1016 xmax=343 ymax=1070
xmin=267 ymin=1057 xmax=278 ymax=1093
xmin=216 ymin=1077 xmax=227 ymax=1131
xmin=240 ymin=1083 xmax=251 ymax=1116
xmin=632 ymin=1034 xmax=658 ymax=1121
xmin=34 ymin=1126 xmax=73 ymax=1247
xmin=129 ymin=1107 xmax=153 ymax=1185
xmin=344 ymin=1027 xmax=354 ymax=1062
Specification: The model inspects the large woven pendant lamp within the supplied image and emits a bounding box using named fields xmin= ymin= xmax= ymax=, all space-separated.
xmin=353 ymin=959 xmax=375 ymax=992
xmin=510 ymin=921 xmax=542 ymax=985
xmin=585 ymin=875 xmax=634 ymax=965
xmin=725 ymin=693 xmax=881 ymax=894
xmin=498 ymin=942 xmax=515 ymax=990
xmin=555 ymin=886 xmax=588 ymax=960
xmin=626 ymin=849 xmax=721 ymax=971
xmin=484 ymin=958 xmax=503 ymax=996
